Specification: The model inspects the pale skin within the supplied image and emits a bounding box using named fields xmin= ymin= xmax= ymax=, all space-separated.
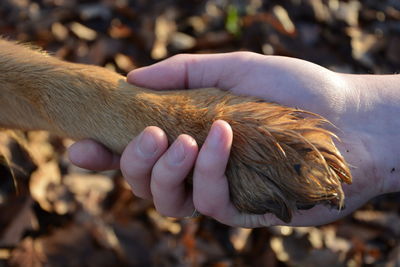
xmin=68 ymin=52 xmax=400 ymax=228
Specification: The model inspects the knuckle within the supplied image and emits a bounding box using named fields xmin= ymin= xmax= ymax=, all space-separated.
xmin=120 ymin=144 xmax=160 ymax=179
xmin=232 ymin=51 xmax=259 ymax=61
xmin=151 ymin=164 xmax=180 ymax=192
xmin=152 ymin=157 xmax=189 ymax=190
xmin=151 ymin=171 xmax=181 ymax=193
xmin=150 ymin=172 xmax=170 ymax=190
xmin=121 ymin=157 xmax=153 ymax=181
xmin=170 ymin=53 xmax=191 ymax=60
xmin=120 ymin=157 xmax=137 ymax=179
xmin=170 ymin=54 xmax=201 ymax=70
xmin=169 ymin=53 xmax=191 ymax=64
xmin=194 ymin=158 xmax=217 ymax=178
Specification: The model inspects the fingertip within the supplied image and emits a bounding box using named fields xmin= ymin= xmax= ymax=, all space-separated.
xmin=200 ymin=120 xmax=233 ymax=162
xmin=126 ymin=66 xmax=152 ymax=86
xmin=152 ymin=134 xmax=198 ymax=186
xmin=127 ymin=57 xmax=187 ymax=90
xmin=121 ymin=126 xmax=168 ymax=171
xmin=68 ymin=141 xmax=84 ymax=165
xmin=144 ymin=126 xmax=169 ymax=154
xmin=212 ymin=120 xmax=233 ymax=146
xmin=178 ymin=134 xmax=199 ymax=155
xmin=68 ymin=139 xmax=120 ymax=171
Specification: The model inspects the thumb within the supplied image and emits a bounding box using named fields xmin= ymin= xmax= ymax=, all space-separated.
xmin=126 ymin=53 xmax=253 ymax=90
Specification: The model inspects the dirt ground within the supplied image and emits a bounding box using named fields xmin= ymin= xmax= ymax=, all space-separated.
xmin=0 ymin=0 xmax=399 ymax=266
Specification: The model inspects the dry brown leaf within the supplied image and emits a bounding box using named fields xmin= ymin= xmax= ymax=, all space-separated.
xmin=272 ymin=5 xmax=296 ymax=35
xmin=109 ymin=19 xmax=132 ymax=39
xmin=353 ymin=210 xmax=400 ymax=235
xmin=333 ymin=0 xmax=361 ymax=27
xmin=28 ymin=224 xmax=118 ymax=266
xmin=27 ymin=131 xmax=55 ymax=165
xmin=151 ymin=14 xmax=177 ymax=59
xmin=309 ymin=0 xmax=333 ymax=23
xmin=347 ymin=27 xmax=383 ymax=67
xmin=147 ymin=209 xmax=181 ymax=234
xmin=170 ymin=32 xmax=196 ymax=50
xmin=51 ymin=22 xmax=68 ymax=42
xmin=9 ymin=237 xmax=46 ymax=267
xmin=63 ymin=173 xmax=113 ymax=215
xmin=69 ymin=22 xmax=97 ymax=41
xmin=30 ymin=161 xmax=75 ymax=215
xmin=105 ymin=221 xmax=154 ymax=266
xmin=187 ymin=16 xmax=206 ymax=34
xmin=230 ymin=228 xmax=252 ymax=251
xmin=115 ymin=53 xmax=136 ymax=72
xmin=0 ymin=197 xmax=37 ymax=247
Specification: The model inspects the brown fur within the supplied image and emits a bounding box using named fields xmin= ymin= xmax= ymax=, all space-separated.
xmin=0 ymin=39 xmax=351 ymax=222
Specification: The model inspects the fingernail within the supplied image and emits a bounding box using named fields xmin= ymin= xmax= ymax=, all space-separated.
xmin=137 ymin=131 xmax=158 ymax=158
xmin=167 ymin=139 xmax=185 ymax=165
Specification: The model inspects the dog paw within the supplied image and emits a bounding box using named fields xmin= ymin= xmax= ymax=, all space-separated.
xmin=211 ymin=95 xmax=351 ymax=222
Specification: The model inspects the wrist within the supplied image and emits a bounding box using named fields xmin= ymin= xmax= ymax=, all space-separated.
xmin=340 ymin=74 xmax=400 ymax=195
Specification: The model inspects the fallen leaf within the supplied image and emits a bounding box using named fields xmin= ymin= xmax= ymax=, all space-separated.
xmin=151 ymin=14 xmax=177 ymax=59
xmin=272 ymin=5 xmax=296 ymax=35
xmin=115 ymin=53 xmax=136 ymax=72
xmin=51 ymin=22 xmax=68 ymax=42
xmin=0 ymin=197 xmax=36 ymax=247
xmin=69 ymin=22 xmax=97 ymax=41
xmin=169 ymin=32 xmax=196 ymax=50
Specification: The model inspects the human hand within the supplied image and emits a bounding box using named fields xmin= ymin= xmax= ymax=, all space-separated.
xmin=68 ymin=52 xmax=400 ymax=227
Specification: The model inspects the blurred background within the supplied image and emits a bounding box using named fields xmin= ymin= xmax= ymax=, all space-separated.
xmin=0 ymin=0 xmax=399 ymax=266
